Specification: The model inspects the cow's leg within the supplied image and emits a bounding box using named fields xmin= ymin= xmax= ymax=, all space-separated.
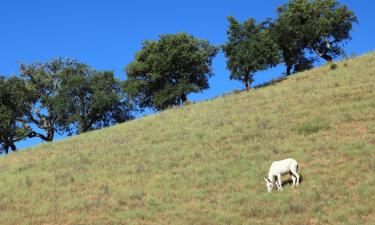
xmin=277 ymin=175 xmax=283 ymax=191
xmin=291 ymin=170 xmax=300 ymax=186
xmin=291 ymin=174 xmax=296 ymax=186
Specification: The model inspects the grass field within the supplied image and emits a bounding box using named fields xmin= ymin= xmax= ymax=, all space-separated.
xmin=0 ymin=53 xmax=375 ymax=225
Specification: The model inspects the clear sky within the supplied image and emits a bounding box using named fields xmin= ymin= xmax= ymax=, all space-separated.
xmin=1 ymin=0 xmax=374 ymax=150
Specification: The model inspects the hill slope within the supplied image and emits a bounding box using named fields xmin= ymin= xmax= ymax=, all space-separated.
xmin=1 ymin=53 xmax=375 ymax=225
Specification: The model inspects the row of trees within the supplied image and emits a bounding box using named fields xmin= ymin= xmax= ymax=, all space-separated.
xmin=0 ymin=0 xmax=357 ymax=153
xmin=224 ymin=0 xmax=357 ymax=89
xmin=1 ymin=59 xmax=134 ymax=153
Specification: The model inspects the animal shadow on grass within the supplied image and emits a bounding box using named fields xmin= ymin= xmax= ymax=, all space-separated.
xmin=283 ymin=173 xmax=304 ymax=187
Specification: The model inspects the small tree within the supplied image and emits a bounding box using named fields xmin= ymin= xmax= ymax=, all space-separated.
xmin=0 ymin=76 xmax=34 ymax=154
xmin=125 ymin=33 xmax=218 ymax=111
xmin=223 ymin=16 xmax=280 ymax=89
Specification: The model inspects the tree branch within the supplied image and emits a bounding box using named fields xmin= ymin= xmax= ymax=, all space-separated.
xmin=27 ymin=131 xmax=49 ymax=142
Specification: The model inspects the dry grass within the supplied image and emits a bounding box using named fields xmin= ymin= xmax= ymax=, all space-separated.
xmin=0 ymin=53 xmax=375 ymax=224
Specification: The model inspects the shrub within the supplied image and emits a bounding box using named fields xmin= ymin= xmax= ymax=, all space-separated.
xmin=330 ymin=63 xmax=338 ymax=70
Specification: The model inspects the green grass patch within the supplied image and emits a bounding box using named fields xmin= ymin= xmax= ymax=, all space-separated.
xmin=298 ymin=119 xmax=331 ymax=135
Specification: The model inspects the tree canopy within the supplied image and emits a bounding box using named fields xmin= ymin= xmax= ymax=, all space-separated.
xmin=20 ymin=58 xmax=134 ymax=140
xmin=275 ymin=0 xmax=357 ymax=64
xmin=0 ymin=76 xmax=34 ymax=153
xmin=57 ymin=69 xmax=134 ymax=134
xmin=20 ymin=58 xmax=85 ymax=141
xmin=270 ymin=7 xmax=315 ymax=76
xmin=125 ymin=33 xmax=218 ymax=111
xmin=308 ymin=0 xmax=357 ymax=61
xmin=223 ymin=16 xmax=280 ymax=89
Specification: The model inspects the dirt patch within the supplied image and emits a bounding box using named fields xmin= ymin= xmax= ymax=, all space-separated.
xmin=330 ymin=122 xmax=369 ymax=142
xmin=339 ymin=122 xmax=368 ymax=134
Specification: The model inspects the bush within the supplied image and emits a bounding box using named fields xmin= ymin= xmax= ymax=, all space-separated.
xmin=330 ymin=63 xmax=338 ymax=70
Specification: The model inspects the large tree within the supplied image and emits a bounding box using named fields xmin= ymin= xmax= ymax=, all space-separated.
xmin=21 ymin=58 xmax=134 ymax=139
xmin=20 ymin=58 xmax=85 ymax=142
xmin=276 ymin=0 xmax=357 ymax=62
xmin=0 ymin=76 xmax=34 ymax=154
xmin=270 ymin=6 xmax=315 ymax=76
xmin=223 ymin=16 xmax=280 ymax=89
xmin=125 ymin=33 xmax=218 ymax=111
xmin=57 ymin=69 xmax=134 ymax=134
xmin=308 ymin=0 xmax=357 ymax=61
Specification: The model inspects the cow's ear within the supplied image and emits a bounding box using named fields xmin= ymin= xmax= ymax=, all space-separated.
xmin=264 ymin=177 xmax=270 ymax=182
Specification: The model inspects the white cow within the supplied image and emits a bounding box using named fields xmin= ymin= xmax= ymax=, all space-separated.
xmin=264 ymin=158 xmax=300 ymax=193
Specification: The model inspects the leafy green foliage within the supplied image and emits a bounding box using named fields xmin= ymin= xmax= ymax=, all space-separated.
xmin=20 ymin=58 xmax=134 ymax=139
xmin=125 ymin=33 xmax=218 ymax=111
xmin=308 ymin=0 xmax=357 ymax=61
xmin=20 ymin=58 xmax=83 ymax=141
xmin=0 ymin=76 xmax=34 ymax=153
xmin=57 ymin=69 xmax=134 ymax=134
xmin=275 ymin=0 xmax=357 ymax=63
xmin=270 ymin=8 xmax=315 ymax=75
xmin=223 ymin=16 xmax=280 ymax=89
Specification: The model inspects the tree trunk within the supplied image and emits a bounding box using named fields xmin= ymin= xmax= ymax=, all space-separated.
xmin=245 ymin=82 xmax=250 ymax=90
xmin=82 ymin=125 xmax=90 ymax=133
xmin=80 ymin=119 xmax=95 ymax=133
xmin=180 ymin=94 xmax=187 ymax=106
xmin=3 ymin=144 xmax=9 ymax=154
xmin=321 ymin=53 xmax=333 ymax=62
xmin=286 ymin=65 xmax=292 ymax=76
xmin=10 ymin=144 xmax=16 ymax=151
xmin=244 ymin=73 xmax=251 ymax=90
xmin=313 ymin=47 xmax=333 ymax=62
xmin=26 ymin=113 xmax=55 ymax=142
xmin=80 ymin=117 xmax=94 ymax=133
xmin=46 ymin=129 xmax=54 ymax=142
xmin=27 ymin=131 xmax=53 ymax=142
xmin=80 ymin=124 xmax=88 ymax=133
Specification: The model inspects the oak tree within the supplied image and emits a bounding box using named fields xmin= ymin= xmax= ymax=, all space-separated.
xmin=125 ymin=33 xmax=217 ymax=111
xmin=223 ymin=16 xmax=280 ymax=89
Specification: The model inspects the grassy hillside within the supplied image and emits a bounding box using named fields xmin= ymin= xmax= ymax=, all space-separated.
xmin=1 ymin=53 xmax=375 ymax=225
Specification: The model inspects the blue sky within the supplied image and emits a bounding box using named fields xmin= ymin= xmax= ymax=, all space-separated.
xmin=1 ymin=0 xmax=374 ymax=150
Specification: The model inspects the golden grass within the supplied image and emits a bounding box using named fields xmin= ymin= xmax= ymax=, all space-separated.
xmin=0 ymin=53 xmax=375 ymax=224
